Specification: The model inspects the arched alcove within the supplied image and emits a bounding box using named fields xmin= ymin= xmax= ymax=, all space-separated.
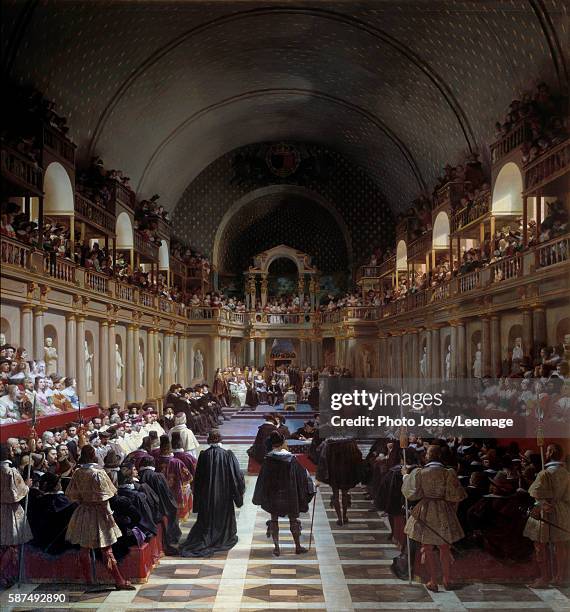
xmin=44 ymin=162 xmax=74 ymax=215
xmin=396 ymin=240 xmax=407 ymax=271
xmin=432 ymin=211 xmax=450 ymax=250
xmin=116 ymin=212 xmax=134 ymax=250
xmin=492 ymin=162 xmax=523 ymax=216
xmin=158 ymin=240 xmax=169 ymax=271
xmin=0 ymin=318 xmax=11 ymax=345
xmin=115 ymin=335 xmax=124 ymax=390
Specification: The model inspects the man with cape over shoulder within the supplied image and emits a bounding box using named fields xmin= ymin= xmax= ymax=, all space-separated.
xmin=253 ymin=431 xmax=315 ymax=556
xmin=180 ymin=430 xmax=245 ymax=558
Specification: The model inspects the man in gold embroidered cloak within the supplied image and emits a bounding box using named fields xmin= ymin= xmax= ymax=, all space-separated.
xmin=523 ymin=443 xmax=570 ymax=587
xmin=65 ymin=444 xmax=135 ymax=590
xmin=402 ymin=444 xmax=466 ymax=592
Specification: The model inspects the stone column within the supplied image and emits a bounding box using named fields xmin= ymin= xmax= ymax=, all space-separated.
xmin=260 ymin=275 xmax=268 ymax=308
xmin=227 ymin=336 xmax=232 ymax=366
xmin=426 ymin=330 xmax=433 ymax=378
xmin=178 ymin=334 xmax=186 ymax=387
xmin=411 ymin=331 xmax=419 ymax=378
xmin=456 ymin=321 xmax=467 ymax=378
xmin=481 ymin=317 xmax=491 ymax=378
xmin=132 ymin=325 xmax=140 ymax=398
xmin=522 ymin=309 xmax=534 ymax=361
xmin=431 ymin=327 xmax=441 ymax=379
xmin=126 ymin=324 xmax=135 ymax=403
xmin=163 ymin=333 xmax=173 ymax=393
xmin=99 ymin=320 xmax=110 ymax=407
xmin=490 ymin=315 xmax=501 ymax=377
xmin=21 ymin=304 xmax=34 ymax=355
xmin=257 ymin=337 xmax=266 ymax=367
xmin=108 ymin=319 xmax=117 ymax=403
xmin=146 ymin=329 xmax=156 ymax=399
xmin=33 ymin=306 xmax=45 ymax=361
xmin=248 ymin=337 xmax=255 ymax=365
xmin=532 ymin=306 xmax=547 ymax=353
xmin=76 ymin=315 xmax=86 ymax=404
xmin=211 ymin=336 xmax=222 ymax=374
xmin=449 ymin=323 xmax=458 ymax=379
xmin=65 ymin=313 xmax=77 ymax=379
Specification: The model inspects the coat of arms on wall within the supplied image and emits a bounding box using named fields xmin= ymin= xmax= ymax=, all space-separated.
xmin=265 ymin=143 xmax=301 ymax=178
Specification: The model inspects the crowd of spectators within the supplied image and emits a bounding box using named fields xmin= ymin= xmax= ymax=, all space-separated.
xmin=0 ymin=342 xmax=79 ymax=425
xmin=170 ymin=239 xmax=211 ymax=275
xmin=493 ymin=82 xmax=568 ymax=164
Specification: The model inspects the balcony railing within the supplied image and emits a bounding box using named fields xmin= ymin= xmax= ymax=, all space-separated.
xmin=345 ymin=306 xmax=379 ymax=321
xmin=451 ymin=190 xmax=491 ymax=233
xmin=85 ymin=269 xmax=110 ymax=294
xmin=406 ymin=289 xmax=428 ymax=310
xmin=139 ymin=290 xmax=156 ymax=308
xmin=360 ymin=265 xmax=381 ymax=278
xmin=457 ymin=269 xmax=481 ymax=294
xmin=75 ymin=193 xmax=116 ymax=234
xmin=187 ymin=263 xmax=209 ymax=280
xmin=524 ymin=139 xmax=570 ymax=194
xmin=187 ymin=307 xmax=219 ymax=320
xmin=109 ymin=180 xmax=136 ymax=210
xmin=1 ymin=236 xmax=32 ymax=268
xmin=170 ymin=256 xmax=186 ymax=278
xmin=320 ymin=310 xmax=342 ymax=324
xmin=42 ymin=125 xmax=76 ymax=165
xmin=253 ymin=312 xmax=312 ymax=325
xmin=115 ymin=281 xmax=134 ymax=302
xmin=430 ymin=281 xmax=450 ymax=302
xmin=44 ymin=255 xmax=76 ymax=284
xmin=488 ymin=255 xmax=522 ymax=283
xmin=407 ymin=231 xmax=432 ymax=260
xmin=536 ymin=234 xmax=569 ymax=269
xmin=378 ymin=256 xmax=396 ymax=277
xmin=490 ymin=119 xmax=532 ymax=164
xmin=219 ymin=310 xmax=247 ymax=325
xmin=134 ymin=230 xmax=159 ymax=261
xmin=435 ymin=180 xmax=471 ymax=209
xmin=159 ymin=298 xmax=173 ymax=314
xmin=1 ymin=145 xmax=43 ymax=193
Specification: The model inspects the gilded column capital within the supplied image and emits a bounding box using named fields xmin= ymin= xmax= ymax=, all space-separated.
xmin=65 ymin=312 xmax=76 ymax=322
xmin=21 ymin=302 xmax=34 ymax=313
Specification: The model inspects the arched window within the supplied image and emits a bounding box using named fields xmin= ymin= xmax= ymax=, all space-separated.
xmin=492 ymin=162 xmax=523 ymax=216
xmin=432 ymin=211 xmax=450 ymax=250
xmin=44 ymin=162 xmax=74 ymax=215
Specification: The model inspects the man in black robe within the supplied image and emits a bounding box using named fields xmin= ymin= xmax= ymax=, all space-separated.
xmin=180 ymin=430 xmax=245 ymax=558
xmin=28 ymin=472 xmax=77 ymax=555
xmin=253 ymin=432 xmax=315 ymax=557
xmin=116 ymin=463 xmax=159 ymax=538
xmin=247 ymin=415 xmax=277 ymax=464
xmin=138 ymin=455 xmax=181 ymax=555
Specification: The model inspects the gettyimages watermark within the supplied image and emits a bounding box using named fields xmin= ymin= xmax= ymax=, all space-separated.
xmin=318 ymin=377 xmax=570 ymax=439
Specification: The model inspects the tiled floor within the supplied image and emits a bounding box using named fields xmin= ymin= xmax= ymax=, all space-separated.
xmin=2 ymin=473 xmax=570 ymax=610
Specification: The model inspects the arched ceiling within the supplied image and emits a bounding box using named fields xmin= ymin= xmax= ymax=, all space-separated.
xmin=2 ymin=0 xmax=567 ymax=214
xmin=216 ymin=191 xmax=349 ymax=275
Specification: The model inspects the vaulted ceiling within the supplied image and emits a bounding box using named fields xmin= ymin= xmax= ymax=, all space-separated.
xmin=2 ymin=0 xmax=567 ymax=214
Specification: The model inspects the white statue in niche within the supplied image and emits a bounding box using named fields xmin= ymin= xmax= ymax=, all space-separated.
xmin=138 ymin=343 xmax=145 ymax=387
xmin=85 ymin=340 xmax=94 ymax=392
xmin=473 ymin=342 xmax=482 ymax=379
xmin=115 ymin=343 xmax=124 ymax=389
xmin=419 ymin=346 xmax=428 ymax=378
xmin=445 ymin=345 xmax=452 ymax=380
xmin=0 ymin=333 xmax=6 ymax=346
xmin=511 ymin=337 xmax=523 ymax=373
xmin=194 ymin=349 xmax=204 ymax=380
xmin=44 ymin=337 xmax=58 ymax=376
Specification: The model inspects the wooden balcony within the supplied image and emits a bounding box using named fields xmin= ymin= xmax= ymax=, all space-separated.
xmin=170 ymin=256 xmax=186 ymax=278
xmin=134 ymin=230 xmax=159 ymax=261
xmin=378 ymin=256 xmax=396 ymax=278
xmin=187 ymin=263 xmax=209 ymax=280
xmin=115 ymin=281 xmax=134 ymax=302
xmin=320 ymin=310 xmax=342 ymax=324
xmin=407 ymin=231 xmax=432 ymax=261
xmin=1 ymin=145 xmax=43 ymax=195
xmin=430 ymin=281 xmax=450 ymax=302
xmin=536 ymin=234 xmax=569 ymax=269
xmin=435 ymin=180 xmax=470 ymax=209
xmin=155 ymin=216 xmax=171 ymax=240
xmin=345 ymin=306 xmax=379 ymax=321
xmin=359 ymin=265 xmax=381 ymax=279
xmin=524 ymin=139 xmax=570 ymax=195
xmin=109 ymin=180 xmax=136 ymax=210
xmin=138 ymin=290 xmax=156 ymax=308
xmin=406 ymin=289 xmax=428 ymax=310
xmin=490 ymin=119 xmax=532 ymax=165
xmin=41 ymin=125 xmax=76 ymax=166
xmin=75 ymin=193 xmax=116 ymax=235
xmin=451 ymin=189 xmax=491 ymax=234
